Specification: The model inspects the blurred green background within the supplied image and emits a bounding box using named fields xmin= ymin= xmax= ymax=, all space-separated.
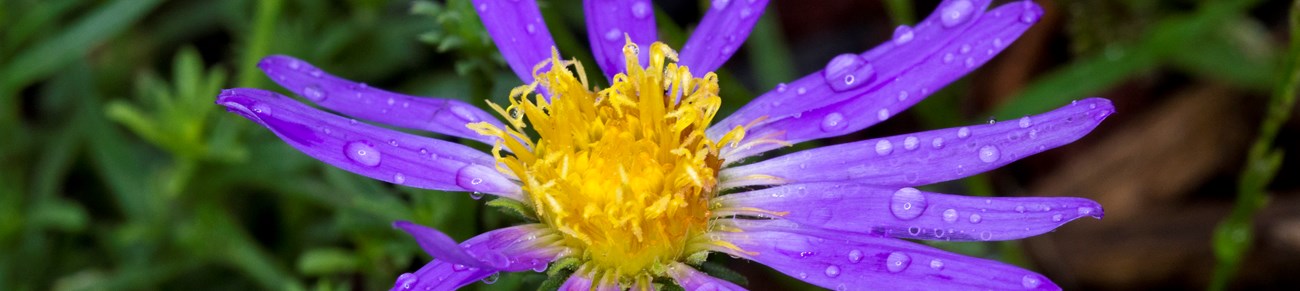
xmin=1 ymin=0 xmax=1297 ymax=290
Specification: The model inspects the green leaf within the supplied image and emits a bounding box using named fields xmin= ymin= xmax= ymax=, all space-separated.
xmin=297 ymin=248 xmax=360 ymax=275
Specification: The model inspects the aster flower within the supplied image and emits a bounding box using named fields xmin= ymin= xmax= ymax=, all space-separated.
xmin=216 ymin=0 xmax=1114 ymax=290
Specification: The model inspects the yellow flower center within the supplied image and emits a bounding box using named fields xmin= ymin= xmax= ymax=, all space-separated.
xmin=470 ymin=41 xmax=747 ymax=284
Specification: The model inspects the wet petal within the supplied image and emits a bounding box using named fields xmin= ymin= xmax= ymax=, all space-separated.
xmin=678 ymin=0 xmax=769 ymax=74
xmin=711 ymin=222 xmax=1061 ymax=290
xmin=391 ymin=224 xmax=564 ymax=291
xmin=216 ymin=88 xmax=522 ymax=199
xmin=720 ymin=98 xmax=1113 ymax=189
xmin=665 ymin=262 xmax=747 ymax=291
xmin=472 ymin=0 xmax=558 ymax=84
xmin=394 ymin=221 xmax=500 ymax=268
xmin=585 ymin=0 xmax=656 ymax=80
xmin=258 ymin=55 xmax=503 ymax=145
xmin=711 ymin=0 xmax=1045 ymax=159
xmin=716 ymin=183 xmax=1103 ymax=241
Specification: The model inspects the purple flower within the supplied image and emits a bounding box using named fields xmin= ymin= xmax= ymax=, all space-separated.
xmin=216 ymin=0 xmax=1113 ymax=290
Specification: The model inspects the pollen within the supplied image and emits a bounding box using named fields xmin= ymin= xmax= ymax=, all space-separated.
xmin=469 ymin=40 xmax=747 ymax=285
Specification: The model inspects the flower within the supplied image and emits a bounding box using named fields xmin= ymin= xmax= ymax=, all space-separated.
xmin=215 ymin=0 xmax=1114 ymax=290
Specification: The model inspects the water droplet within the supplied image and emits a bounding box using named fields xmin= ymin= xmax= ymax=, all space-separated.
xmin=993 ymin=38 xmax=1005 ymax=48
xmin=798 ymin=272 xmax=808 ymax=279
xmin=396 ymin=273 xmax=418 ymax=290
xmin=890 ymin=187 xmax=927 ymax=220
xmin=740 ymin=7 xmax=754 ymax=18
xmin=309 ymin=69 xmax=322 ymax=78
xmin=251 ymin=103 xmax=272 ymax=115
xmin=978 ymin=145 xmax=1000 ymax=163
xmin=875 ymin=140 xmax=893 ymax=156
xmin=532 ymin=262 xmax=548 ymax=272
xmin=631 ymin=1 xmax=650 ymax=19
xmin=477 ymin=3 xmax=487 ymax=12
xmin=893 ymin=25 xmax=914 ymax=45
xmin=1017 ymin=116 xmax=1032 ymax=128
xmin=943 ymin=53 xmax=955 ymax=64
xmin=1022 ymin=275 xmax=1043 ymax=288
xmin=471 ymin=178 xmax=483 ymax=185
xmin=345 ymin=141 xmax=382 ymax=167
xmin=820 ymin=113 xmax=846 ymax=132
xmin=822 ymin=54 xmax=876 ymax=92
xmin=393 ymin=173 xmax=406 ymax=184
xmin=964 ymin=57 xmax=975 ymax=68
xmin=1051 ymin=214 xmax=1063 ymax=222
xmin=301 ymin=85 xmax=326 ymax=102
xmin=903 ymin=136 xmax=920 ymax=150
xmin=712 ymin=0 xmax=731 ymax=10
xmin=960 ymin=44 xmax=972 ymax=54
xmin=877 ymin=108 xmax=890 ymax=121
xmin=942 ymin=209 xmax=958 ymax=223
xmin=908 ymin=226 xmax=922 ymax=236
xmin=604 ymin=28 xmax=622 ymax=42
xmin=525 ymin=24 xmax=536 ymax=34
xmin=288 ymin=59 xmax=301 ymax=70
xmin=957 ymin=127 xmax=971 ymax=138
xmin=940 ymin=0 xmax=975 ymax=27
xmin=824 ymin=265 xmax=841 ymax=277
xmin=932 ymin=137 xmax=945 ymax=149
xmin=897 ymin=90 xmax=909 ymax=101
xmin=797 ymin=87 xmax=807 ymax=95
xmin=452 ymin=264 xmax=467 ymax=271
xmin=969 ymin=213 xmax=982 ymax=223
xmin=848 ymin=249 xmax=863 ymax=263
xmin=1078 ymin=206 xmax=1096 ymax=217
xmin=450 ymin=106 xmax=480 ymax=122
xmin=980 ymin=231 xmax=993 ymax=241
xmin=1015 ymin=205 xmax=1026 ymax=213
xmin=775 ymin=83 xmax=788 ymax=93
xmin=481 ymin=272 xmax=499 ymax=284
xmin=885 ymin=252 xmax=911 ymax=273
xmin=1020 ymin=2 xmax=1042 ymax=23
xmin=469 ymin=192 xmax=485 ymax=200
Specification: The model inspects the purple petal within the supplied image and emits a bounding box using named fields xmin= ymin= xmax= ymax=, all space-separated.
xmin=558 ymin=272 xmax=621 ymax=291
xmin=716 ymin=182 xmax=1103 ymax=241
xmin=258 ymin=55 xmax=503 ymax=145
xmin=711 ymin=222 xmax=1061 ymax=290
xmin=665 ymin=262 xmax=747 ymax=291
xmin=472 ymin=0 xmax=558 ymax=84
xmin=678 ymin=0 xmax=769 ymax=74
xmin=710 ymin=0 xmax=1045 ymax=159
xmin=720 ymin=98 xmax=1113 ymax=189
xmin=392 ymin=224 xmax=564 ymax=291
xmin=394 ymin=221 xmax=500 ymax=268
xmin=584 ymin=0 xmax=656 ymax=80
xmin=216 ymin=88 xmax=522 ymax=199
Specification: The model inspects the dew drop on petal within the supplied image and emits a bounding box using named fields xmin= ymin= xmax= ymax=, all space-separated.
xmin=776 ymin=83 xmax=788 ymax=92
xmin=1016 ymin=205 xmax=1026 ymax=213
xmin=1052 ymin=214 xmax=1063 ymax=222
xmin=848 ymin=249 xmax=863 ymax=263
xmin=604 ymin=28 xmax=622 ymax=42
xmin=890 ymin=187 xmax=927 ymax=220
xmin=897 ymin=90 xmax=909 ymax=101
xmin=824 ymin=265 xmax=841 ymax=278
xmin=893 ymin=25 xmax=914 ymax=45
xmin=1078 ymin=206 xmax=1096 ymax=217
xmin=797 ymin=87 xmax=807 ymax=95
xmin=969 ymin=213 xmax=982 ymax=224
xmin=303 ymin=85 xmax=326 ymax=101
xmin=345 ymin=141 xmax=382 ymax=167
xmin=1022 ymin=275 xmax=1043 ymax=288
xmin=875 ymin=140 xmax=893 ymax=156
xmin=822 ymin=54 xmax=875 ymax=92
xmin=930 ymin=259 xmax=945 ymax=270
xmin=393 ymin=173 xmax=406 ymax=185
xmin=932 ymin=137 xmax=945 ymax=149
xmin=396 ymin=273 xmax=418 ymax=290
xmin=980 ymin=231 xmax=993 ymax=241
xmin=469 ymin=192 xmax=485 ymax=200
xmin=978 ymin=145 xmax=1000 ymax=163
xmin=631 ymin=1 xmax=650 ymax=19
xmin=940 ymin=0 xmax=975 ymax=27
xmin=525 ymin=23 xmax=536 ymax=34
xmin=903 ymin=136 xmax=919 ymax=150
xmin=481 ymin=272 xmax=499 ymax=284
xmin=1020 ymin=2 xmax=1042 ymax=23
xmin=942 ymin=209 xmax=958 ymax=223
xmin=957 ymin=127 xmax=971 ymax=138
xmin=885 ymin=251 xmax=911 ymax=273
xmin=877 ymin=108 xmax=890 ymax=121
xmin=1019 ymin=116 xmax=1033 ymax=128
xmin=820 ymin=112 xmax=846 ymax=132
xmin=943 ymin=53 xmax=955 ymax=64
